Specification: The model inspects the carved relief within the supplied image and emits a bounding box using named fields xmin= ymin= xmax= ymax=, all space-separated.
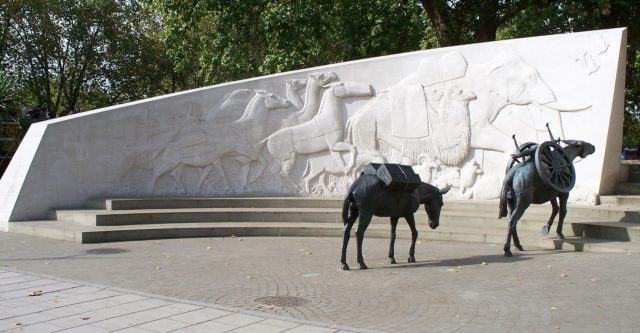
xmin=149 ymin=90 xmax=289 ymax=193
xmin=575 ymin=34 xmax=609 ymax=75
xmin=257 ymin=81 xmax=373 ymax=190
xmin=128 ymin=48 xmax=596 ymax=198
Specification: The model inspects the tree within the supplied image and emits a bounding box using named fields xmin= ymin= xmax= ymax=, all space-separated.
xmin=6 ymin=0 xmax=173 ymax=116
xmin=148 ymin=0 xmax=427 ymax=87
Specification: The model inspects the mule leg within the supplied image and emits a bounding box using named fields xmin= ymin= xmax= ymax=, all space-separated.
xmin=542 ymin=197 xmax=559 ymax=236
xmin=388 ymin=217 xmax=399 ymax=264
xmin=504 ymin=198 xmax=529 ymax=257
xmin=406 ymin=214 xmax=418 ymax=263
xmin=556 ymin=193 xmax=569 ymax=240
xmin=355 ymin=213 xmax=373 ymax=269
xmin=341 ymin=216 xmax=357 ymax=271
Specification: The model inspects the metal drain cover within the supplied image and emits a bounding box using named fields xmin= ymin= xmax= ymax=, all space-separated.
xmin=255 ymin=295 xmax=310 ymax=307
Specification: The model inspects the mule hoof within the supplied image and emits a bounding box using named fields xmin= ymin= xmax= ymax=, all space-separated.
xmin=408 ymin=257 xmax=416 ymax=263
xmin=515 ymin=244 xmax=524 ymax=251
xmin=541 ymin=225 xmax=550 ymax=236
xmin=341 ymin=263 xmax=350 ymax=271
xmin=359 ymin=263 xmax=368 ymax=270
xmin=389 ymin=258 xmax=397 ymax=264
xmin=556 ymin=233 xmax=565 ymax=240
xmin=504 ymin=250 xmax=513 ymax=257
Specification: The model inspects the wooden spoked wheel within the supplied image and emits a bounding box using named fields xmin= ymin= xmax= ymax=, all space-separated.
xmin=535 ymin=141 xmax=575 ymax=193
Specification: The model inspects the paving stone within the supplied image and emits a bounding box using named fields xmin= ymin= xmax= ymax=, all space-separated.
xmin=169 ymin=307 xmax=231 ymax=324
xmin=179 ymin=320 xmax=237 ymax=333
xmin=212 ymin=313 xmax=264 ymax=326
xmin=227 ymin=322 xmax=292 ymax=333
xmin=135 ymin=318 xmax=193 ymax=332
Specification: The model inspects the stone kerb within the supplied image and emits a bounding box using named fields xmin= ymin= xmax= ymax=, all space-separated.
xmin=0 ymin=28 xmax=627 ymax=229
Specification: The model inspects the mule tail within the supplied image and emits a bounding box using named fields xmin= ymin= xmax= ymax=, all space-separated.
xmin=498 ymin=191 xmax=508 ymax=219
xmin=342 ymin=193 xmax=359 ymax=225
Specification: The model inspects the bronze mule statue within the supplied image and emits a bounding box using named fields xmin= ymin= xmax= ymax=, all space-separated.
xmin=340 ymin=173 xmax=450 ymax=270
xmin=499 ymin=125 xmax=595 ymax=257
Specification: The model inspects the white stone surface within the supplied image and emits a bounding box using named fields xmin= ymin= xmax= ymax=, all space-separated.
xmin=0 ymin=28 xmax=627 ymax=227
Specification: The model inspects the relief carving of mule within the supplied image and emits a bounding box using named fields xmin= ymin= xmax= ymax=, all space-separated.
xmin=340 ymin=173 xmax=450 ymax=270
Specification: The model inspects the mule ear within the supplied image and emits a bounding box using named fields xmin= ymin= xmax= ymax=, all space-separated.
xmin=439 ymin=185 xmax=452 ymax=194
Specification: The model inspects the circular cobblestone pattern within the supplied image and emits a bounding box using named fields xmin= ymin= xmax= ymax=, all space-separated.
xmin=255 ymin=295 xmax=310 ymax=307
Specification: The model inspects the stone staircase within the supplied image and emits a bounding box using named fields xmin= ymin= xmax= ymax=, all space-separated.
xmin=7 ymin=196 xmax=640 ymax=254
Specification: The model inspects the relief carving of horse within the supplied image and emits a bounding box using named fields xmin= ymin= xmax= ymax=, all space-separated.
xmin=152 ymin=90 xmax=289 ymax=192
xmin=257 ymin=81 xmax=373 ymax=190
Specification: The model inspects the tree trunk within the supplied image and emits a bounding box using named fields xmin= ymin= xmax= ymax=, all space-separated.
xmin=418 ymin=0 xmax=454 ymax=46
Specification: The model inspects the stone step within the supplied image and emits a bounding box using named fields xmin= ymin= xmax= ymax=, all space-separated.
xmin=571 ymin=221 xmax=640 ymax=242
xmin=8 ymin=220 xmax=640 ymax=255
xmin=103 ymin=197 xmax=343 ymax=210
xmin=614 ymin=182 xmax=640 ymax=195
xmin=100 ymin=198 xmax=639 ymax=221
xmin=599 ymin=195 xmax=640 ymax=208
xmin=54 ymin=206 xmax=625 ymax=229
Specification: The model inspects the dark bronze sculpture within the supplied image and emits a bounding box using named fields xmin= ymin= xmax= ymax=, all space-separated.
xmin=499 ymin=124 xmax=595 ymax=256
xmin=340 ymin=169 xmax=450 ymax=270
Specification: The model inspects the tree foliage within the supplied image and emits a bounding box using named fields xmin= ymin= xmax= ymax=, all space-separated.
xmin=148 ymin=0 xmax=427 ymax=88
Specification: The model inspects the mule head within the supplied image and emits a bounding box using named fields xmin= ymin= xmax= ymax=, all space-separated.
xmin=561 ymin=140 xmax=596 ymax=159
xmin=420 ymin=184 xmax=451 ymax=230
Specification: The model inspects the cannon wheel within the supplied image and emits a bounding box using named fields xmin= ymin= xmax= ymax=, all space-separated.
xmin=505 ymin=142 xmax=537 ymax=173
xmin=535 ymin=141 xmax=575 ymax=193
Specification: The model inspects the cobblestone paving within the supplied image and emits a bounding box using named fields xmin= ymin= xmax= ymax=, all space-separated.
xmin=1 ymin=232 xmax=640 ymax=332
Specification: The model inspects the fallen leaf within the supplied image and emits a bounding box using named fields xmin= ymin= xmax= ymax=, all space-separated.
xmin=515 ymin=276 xmax=523 ymax=282
xmin=53 ymin=300 xmax=60 ymax=303
xmin=547 ymin=265 xmax=553 ymax=269
xmin=206 ymin=246 xmax=212 ymax=250
xmin=481 ymin=261 xmax=488 ymax=266
xmin=392 ymin=271 xmax=399 ymax=275
xmin=14 ymin=322 xmax=22 ymax=326
xmin=456 ymin=314 xmax=462 ymax=318
xmin=627 ymin=252 xmax=632 ymax=256
xmin=155 ymin=266 xmax=161 ymax=270
xmin=550 ymin=306 xmax=557 ymax=310
xmin=230 ymin=235 xmax=237 ymax=238
xmin=247 ymin=276 xmax=253 ymax=279
xmin=304 ymin=252 xmax=312 ymax=255
xmin=44 ymin=261 xmax=50 ymax=265
xmin=29 ymin=290 xmax=43 ymax=296
xmin=555 ymin=325 xmax=560 ymax=330
xmin=417 ymin=241 xmax=422 ymax=244
xmin=238 ymin=238 xmax=243 ymax=241
xmin=153 ymin=241 xmax=161 ymax=244
xmin=590 ymin=278 xmax=598 ymax=282
xmin=80 ymin=316 xmax=90 ymax=320
xmin=560 ymin=273 xmax=568 ymax=277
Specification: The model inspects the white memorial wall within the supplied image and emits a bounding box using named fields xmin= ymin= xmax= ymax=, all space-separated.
xmin=0 ymin=28 xmax=627 ymax=230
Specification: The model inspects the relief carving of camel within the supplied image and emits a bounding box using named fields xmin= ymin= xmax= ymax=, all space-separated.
xmin=347 ymin=84 xmax=475 ymax=166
